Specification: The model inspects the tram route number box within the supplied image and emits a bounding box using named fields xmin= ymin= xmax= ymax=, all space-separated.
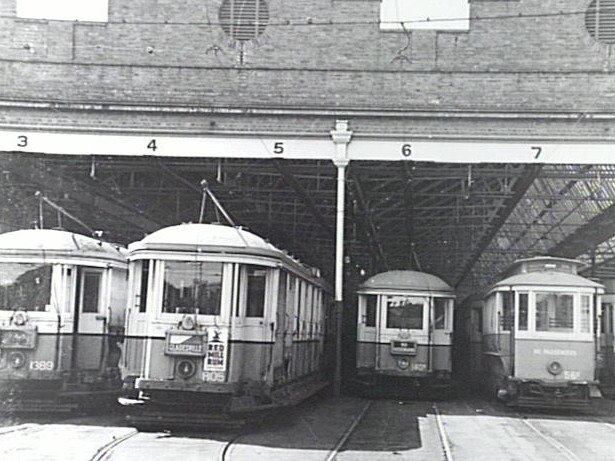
xmin=390 ymin=340 xmax=417 ymax=356
xmin=164 ymin=330 xmax=207 ymax=356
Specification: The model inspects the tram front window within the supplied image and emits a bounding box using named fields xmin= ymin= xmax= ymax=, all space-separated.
xmin=0 ymin=263 xmax=52 ymax=312
xmin=386 ymin=296 xmax=423 ymax=330
xmin=162 ymin=261 xmax=222 ymax=315
xmin=535 ymin=292 xmax=573 ymax=332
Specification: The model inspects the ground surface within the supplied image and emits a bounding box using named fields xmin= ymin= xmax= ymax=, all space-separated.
xmin=1 ymin=394 xmax=615 ymax=460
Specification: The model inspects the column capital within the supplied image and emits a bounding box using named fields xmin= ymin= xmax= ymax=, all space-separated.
xmin=330 ymin=119 xmax=353 ymax=145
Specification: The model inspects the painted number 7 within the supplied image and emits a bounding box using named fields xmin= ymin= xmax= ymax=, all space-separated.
xmin=531 ymin=146 xmax=543 ymax=159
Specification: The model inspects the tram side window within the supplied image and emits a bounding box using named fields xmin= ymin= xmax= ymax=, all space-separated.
xmin=82 ymin=272 xmax=101 ymax=313
xmin=364 ymin=295 xmax=377 ymax=327
xmin=0 ymin=263 xmax=52 ymax=312
xmin=536 ymin=293 xmax=573 ymax=332
xmin=602 ymin=303 xmax=614 ymax=334
xmin=138 ymin=260 xmax=150 ymax=313
xmin=501 ymin=292 xmax=513 ymax=331
xmin=246 ymin=266 xmax=267 ymax=318
xmin=581 ymin=295 xmax=591 ymax=333
xmin=434 ymin=298 xmax=446 ymax=330
xmin=386 ymin=296 xmax=423 ymax=330
xmin=162 ymin=261 xmax=222 ymax=315
xmin=518 ymin=293 xmax=529 ymax=331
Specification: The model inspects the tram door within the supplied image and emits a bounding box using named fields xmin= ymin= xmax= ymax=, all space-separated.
xmin=73 ymin=268 xmax=106 ymax=370
xmin=601 ymin=301 xmax=615 ymax=383
xmin=272 ymin=271 xmax=288 ymax=384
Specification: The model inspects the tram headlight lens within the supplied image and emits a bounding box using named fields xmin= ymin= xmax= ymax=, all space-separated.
xmin=177 ymin=360 xmax=196 ymax=379
xmin=547 ymin=361 xmax=563 ymax=376
xmin=397 ymin=358 xmax=410 ymax=370
xmin=12 ymin=312 xmax=27 ymax=326
xmin=8 ymin=351 xmax=26 ymax=369
xmin=180 ymin=316 xmax=196 ymax=331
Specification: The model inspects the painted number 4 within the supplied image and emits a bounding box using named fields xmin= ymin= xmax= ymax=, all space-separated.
xmin=147 ymin=139 xmax=157 ymax=152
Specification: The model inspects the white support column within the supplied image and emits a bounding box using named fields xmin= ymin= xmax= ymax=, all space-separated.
xmin=330 ymin=120 xmax=352 ymax=396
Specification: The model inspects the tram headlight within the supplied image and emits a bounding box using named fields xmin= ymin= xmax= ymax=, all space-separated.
xmin=8 ymin=351 xmax=26 ymax=369
xmin=397 ymin=357 xmax=410 ymax=370
xmin=180 ymin=316 xmax=196 ymax=331
xmin=547 ymin=361 xmax=563 ymax=376
xmin=12 ymin=312 xmax=27 ymax=327
xmin=176 ymin=360 xmax=196 ymax=379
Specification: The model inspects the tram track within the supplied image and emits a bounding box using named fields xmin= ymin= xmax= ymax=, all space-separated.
xmin=432 ymin=402 xmax=455 ymax=461
xmin=220 ymin=400 xmax=374 ymax=461
xmin=519 ymin=417 xmax=582 ymax=461
xmin=89 ymin=429 xmax=139 ymax=461
xmin=0 ymin=423 xmax=43 ymax=437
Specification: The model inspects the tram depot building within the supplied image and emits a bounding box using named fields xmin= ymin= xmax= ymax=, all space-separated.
xmin=3 ymin=0 xmax=615 ymax=399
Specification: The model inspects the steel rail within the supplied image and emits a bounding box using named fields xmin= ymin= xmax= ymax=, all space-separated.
xmin=89 ymin=429 xmax=139 ymax=461
xmin=323 ymin=400 xmax=372 ymax=461
xmin=432 ymin=402 xmax=455 ymax=461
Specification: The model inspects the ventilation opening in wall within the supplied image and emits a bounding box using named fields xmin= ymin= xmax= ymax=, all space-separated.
xmin=219 ymin=0 xmax=270 ymax=43
xmin=585 ymin=0 xmax=615 ymax=44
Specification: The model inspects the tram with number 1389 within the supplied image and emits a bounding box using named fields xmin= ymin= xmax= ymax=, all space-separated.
xmin=0 ymin=228 xmax=128 ymax=411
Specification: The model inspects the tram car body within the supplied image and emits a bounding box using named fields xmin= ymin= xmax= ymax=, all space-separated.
xmin=477 ymin=256 xmax=603 ymax=409
xmin=0 ymin=229 xmax=128 ymax=411
xmin=121 ymin=223 xmax=332 ymax=426
xmin=355 ymin=270 xmax=455 ymax=393
xmin=598 ymin=278 xmax=615 ymax=397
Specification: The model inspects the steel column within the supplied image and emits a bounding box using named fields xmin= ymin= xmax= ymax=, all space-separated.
xmin=331 ymin=120 xmax=352 ymax=396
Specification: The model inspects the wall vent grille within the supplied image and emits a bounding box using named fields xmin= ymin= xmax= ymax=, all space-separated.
xmin=585 ymin=0 xmax=615 ymax=44
xmin=219 ymin=0 xmax=269 ymax=42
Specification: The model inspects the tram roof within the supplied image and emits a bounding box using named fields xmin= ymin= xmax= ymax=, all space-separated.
xmin=0 ymin=229 xmax=127 ymax=263
xmin=358 ymin=270 xmax=454 ymax=294
xmin=491 ymin=271 xmax=604 ymax=291
xmin=130 ymin=223 xmax=276 ymax=252
xmin=129 ymin=223 xmax=325 ymax=282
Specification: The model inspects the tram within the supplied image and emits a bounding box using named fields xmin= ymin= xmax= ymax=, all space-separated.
xmin=598 ymin=278 xmax=615 ymax=397
xmin=0 ymin=228 xmax=128 ymax=411
xmin=120 ymin=223 xmax=333 ymax=428
xmin=468 ymin=256 xmax=604 ymax=408
xmin=354 ymin=270 xmax=455 ymax=395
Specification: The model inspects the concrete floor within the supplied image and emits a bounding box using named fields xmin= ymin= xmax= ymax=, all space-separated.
xmin=1 ymin=395 xmax=615 ymax=460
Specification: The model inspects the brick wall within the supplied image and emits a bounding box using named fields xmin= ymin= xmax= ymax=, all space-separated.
xmin=0 ymin=0 xmax=611 ymax=117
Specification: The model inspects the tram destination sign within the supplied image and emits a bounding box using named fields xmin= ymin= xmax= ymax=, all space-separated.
xmin=2 ymin=129 xmax=615 ymax=164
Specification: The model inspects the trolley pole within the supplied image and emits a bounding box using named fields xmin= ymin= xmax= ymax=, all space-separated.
xmin=331 ymin=120 xmax=352 ymax=397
